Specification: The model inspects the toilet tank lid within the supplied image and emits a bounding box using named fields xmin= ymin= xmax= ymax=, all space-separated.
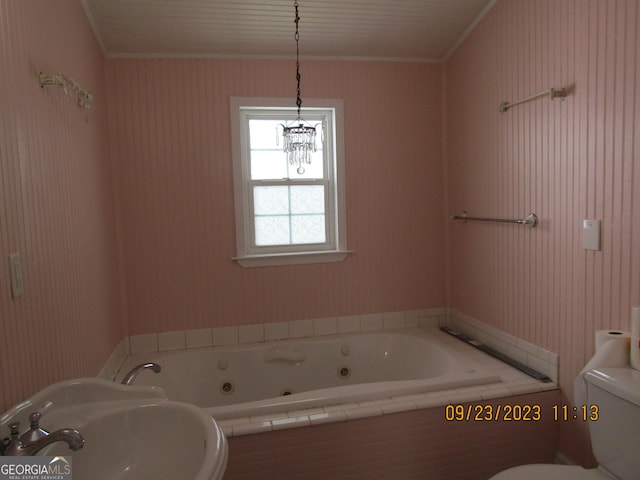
xmin=584 ymin=366 xmax=640 ymax=406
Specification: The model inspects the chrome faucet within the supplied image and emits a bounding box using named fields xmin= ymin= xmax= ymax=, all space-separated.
xmin=1 ymin=413 xmax=85 ymax=456
xmin=121 ymin=362 xmax=161 ymax=385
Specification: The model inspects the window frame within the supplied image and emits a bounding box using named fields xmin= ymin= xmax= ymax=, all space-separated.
xmin=230 ymin=97 xmax=348 ymax=267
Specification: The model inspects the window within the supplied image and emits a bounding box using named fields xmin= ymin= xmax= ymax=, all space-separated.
xmin=231 ymin=97 xmax=348 ymax=267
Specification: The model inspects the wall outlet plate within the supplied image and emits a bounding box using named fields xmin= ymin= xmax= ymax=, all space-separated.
xmin=8 ymin=252 xmax=24 ymax=298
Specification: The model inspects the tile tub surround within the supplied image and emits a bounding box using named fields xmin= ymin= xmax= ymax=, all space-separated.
xmin=106 ymin=308 xmax=559 ymax=384
xmin=446 ymin=309 xmax=559 ymax=384
xmin=102 ymin=308 xmax=448 ymax=380
xmin=104 ymin=308 xmax=558 ymax=437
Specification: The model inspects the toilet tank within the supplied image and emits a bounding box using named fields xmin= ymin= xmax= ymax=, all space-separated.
xmin=584 ymin=366 xmax=640 ymax=480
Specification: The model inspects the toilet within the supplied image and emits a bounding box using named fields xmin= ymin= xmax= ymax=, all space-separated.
xmin=491 ymin=365 xmax=640 ymax=480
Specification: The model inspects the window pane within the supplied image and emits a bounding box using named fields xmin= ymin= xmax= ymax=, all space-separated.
xmin=285 ymin=149 xmax=324 ymax=179
xmin=290 ymin=185 xmax=324 ymax=214
xmin=251 ymin=150 xmax=288 ymax=180
xmin=249 ymin=118 xmax=325 ymax=180
xmin=249 ymin=119 xmax=280 ymax=150
xmin=291 ymin=215 xmax=326 ymax=244
xmin=255 ymin=216 xmax=290 ymax=246
xmin=253 ymin=185 xmax=327 ymax=246
xmin=254 ymin=186 xmax=289 ymax=215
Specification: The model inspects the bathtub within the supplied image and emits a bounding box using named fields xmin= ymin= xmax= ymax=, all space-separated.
xmin=116 ymin=328 xmax=501 ymax=419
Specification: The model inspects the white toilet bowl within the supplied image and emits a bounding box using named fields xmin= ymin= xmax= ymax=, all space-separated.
xmin=490 ymin=464 xmax=615 ymax=480
xmin=490 ymin=366 xmax=640 ymax=480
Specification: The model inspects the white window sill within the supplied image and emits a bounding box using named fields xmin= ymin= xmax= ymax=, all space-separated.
xmin=233 ymin=250 xmax=353 ymax=268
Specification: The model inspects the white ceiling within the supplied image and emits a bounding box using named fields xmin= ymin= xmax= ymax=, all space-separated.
xmin=82 ymin=0 xmax=495 ymax=62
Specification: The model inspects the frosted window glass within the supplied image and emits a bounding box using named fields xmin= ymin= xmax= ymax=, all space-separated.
xmin=254 ymin=186 xmax=289 ymax=215
xmin=253 ymin=185 xmax=326 ymax=246
xmin=290 ymin=186 xmax=324 ymax=214
xmin=255 ymin=216 xmax=290 ymax=246
xmin=292 ymin=215 xmax=326 ymax=244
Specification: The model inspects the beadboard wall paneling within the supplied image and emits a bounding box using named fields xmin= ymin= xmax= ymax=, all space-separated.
xmin=105 ymin=59 xmax=445 ymax=335
xmin=445 ymin=0 xmax=640 ymax=465
xmin=0 ymin=0 xmax=122 ymax=411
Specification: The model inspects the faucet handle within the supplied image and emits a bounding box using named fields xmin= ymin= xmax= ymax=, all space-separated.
xmin=2 ymin=423 xmax=23 ymax=456
xmin=29 ymin=412 xmax=42 ymax=427
xmin=9 ymin=423 xmax=21 ymax=439
xmin=20 ymin=412 xmax=49 ymax=444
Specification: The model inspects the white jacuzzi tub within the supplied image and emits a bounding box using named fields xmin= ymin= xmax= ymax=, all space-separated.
xmin=116 ymin=328 xmax=501 ymax=419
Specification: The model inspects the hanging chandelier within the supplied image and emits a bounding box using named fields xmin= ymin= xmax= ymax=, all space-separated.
xmin=281 ymin=0 xmax=317 ymax=175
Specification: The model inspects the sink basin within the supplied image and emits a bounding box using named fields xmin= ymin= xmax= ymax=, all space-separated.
xmin=1 ymin=378 xmax=227 ymax=480
xmin=43 ymin=401 xmax=227 ymax=480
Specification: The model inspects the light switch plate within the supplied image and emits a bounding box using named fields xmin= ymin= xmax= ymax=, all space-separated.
xmin=583 ymin=220 xmax=601 ymax=251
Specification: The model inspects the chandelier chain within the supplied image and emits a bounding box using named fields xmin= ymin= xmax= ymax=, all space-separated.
xmin=280 ymin=0 xmax=317 ymax=175
xmin=294 ymin=0 xmax=302 ymax=117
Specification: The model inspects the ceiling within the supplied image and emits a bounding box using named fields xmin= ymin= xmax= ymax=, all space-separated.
xmin=81 ymin=0 xmax=495 ymax=62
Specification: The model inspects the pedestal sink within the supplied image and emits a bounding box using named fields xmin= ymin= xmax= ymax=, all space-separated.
xmin=0 ymin=378 xmax=227 ymax=480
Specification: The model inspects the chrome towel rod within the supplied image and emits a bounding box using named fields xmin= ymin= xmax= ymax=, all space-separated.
xmin=499 ymin=88 xmax=566 ymax=113
xmin=451 ymin=211 xmax=538 ymax=228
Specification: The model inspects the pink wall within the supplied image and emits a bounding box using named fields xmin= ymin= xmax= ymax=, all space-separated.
xmin=0 ymin=1 xmax=122 ymax=411
xmin=4 ymin=0 xmax=637 ymax=468
xmin=445 ymin=0 xmax=640 ymax=464
xmin=105 ymin=59 xmax=445 ymax=335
